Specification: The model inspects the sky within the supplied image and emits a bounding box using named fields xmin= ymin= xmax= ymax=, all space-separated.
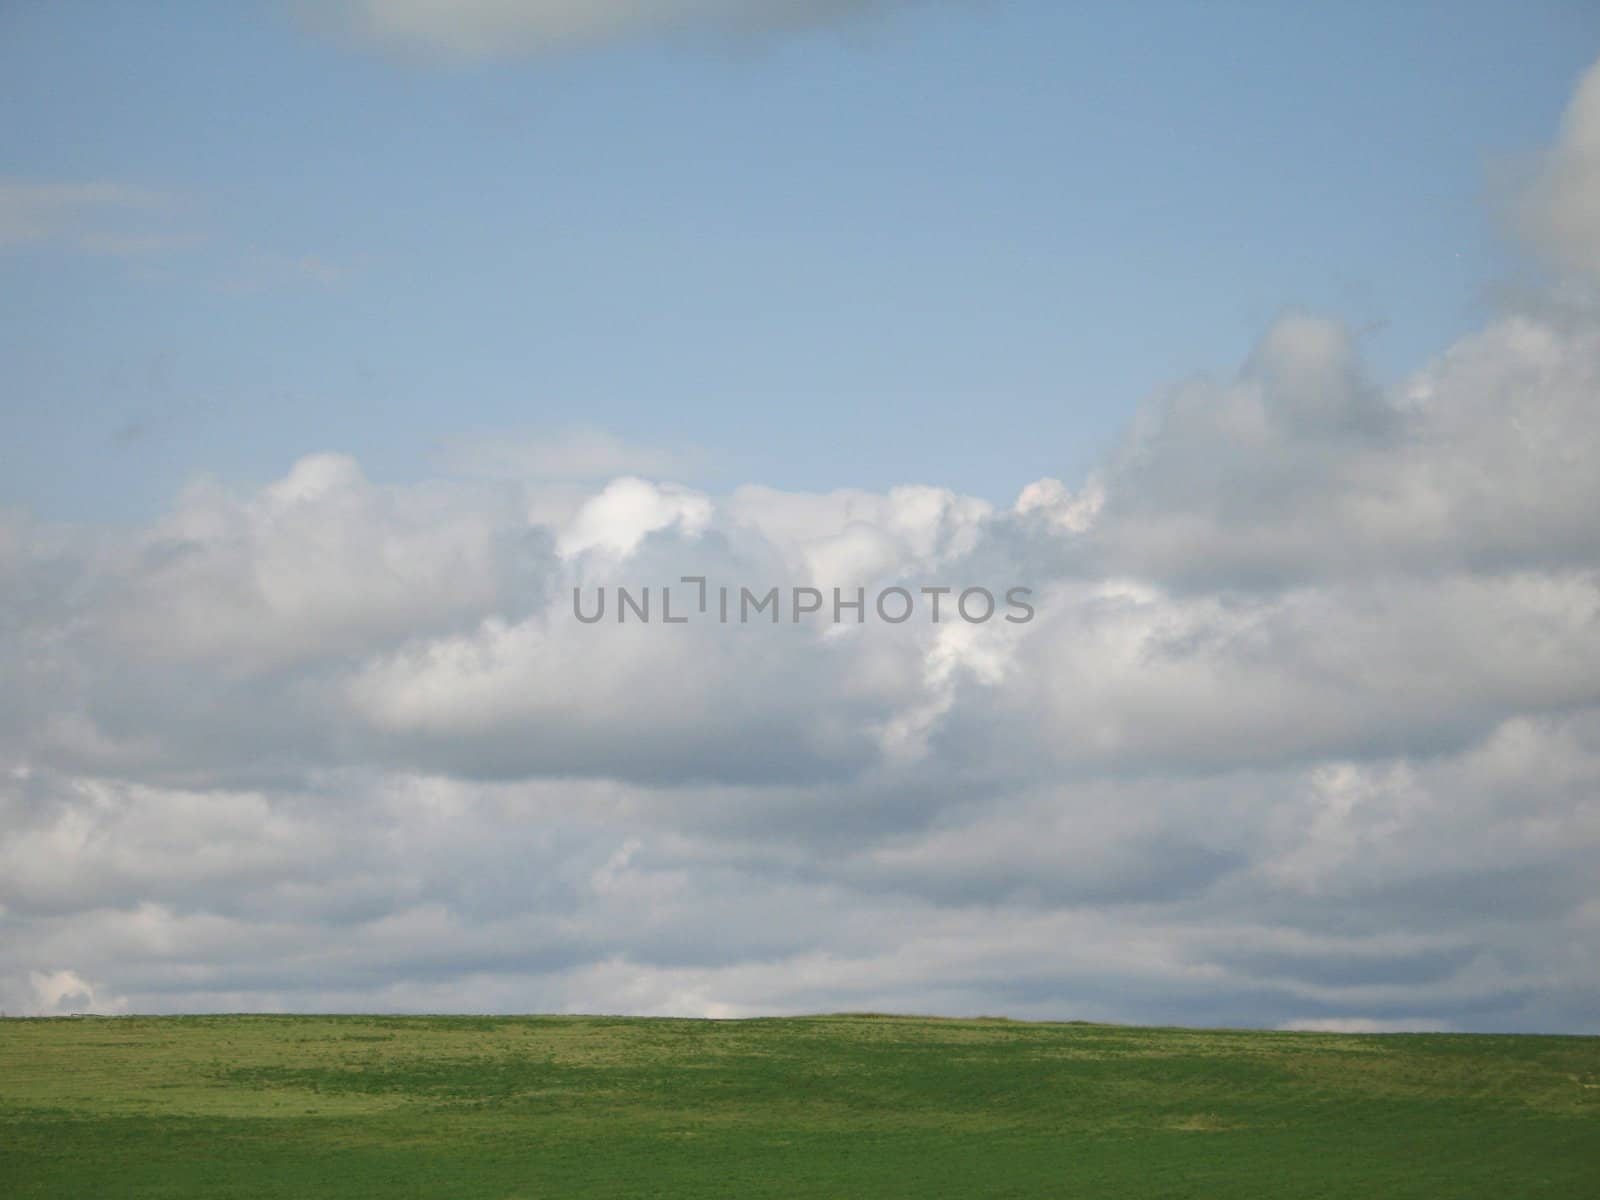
xmin=4 ymin=0 xmax=1597 ymax=517
xmin=3 ymin=1 xmax=1600 ymax=1031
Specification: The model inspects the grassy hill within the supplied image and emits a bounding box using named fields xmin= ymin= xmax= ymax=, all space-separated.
xmin=3 ymin=1013 xmax=1597 ymax=1197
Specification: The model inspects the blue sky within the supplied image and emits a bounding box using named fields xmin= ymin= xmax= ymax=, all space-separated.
xmin=4 ymin=0 xmax=1596 ymax=520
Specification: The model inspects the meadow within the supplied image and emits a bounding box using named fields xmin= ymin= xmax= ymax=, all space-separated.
xmin=2 ymin=1013 xmax=1596 ymax=1197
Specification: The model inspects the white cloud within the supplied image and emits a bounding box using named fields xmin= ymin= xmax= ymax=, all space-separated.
xmin=3 ymin=969 xmax=128 ymax=1018
xmin=6 ymin=305 xmax=1600 ymax=1024
xmin=1520 ymin=57 xmax=1600 ymax=278
xmin=1069 ymin=307 xmax=1600 ymax=585
xmin=314 ymin=0 xmax=909 ymax=59
xmin=6 ymin=262 xmax=1600 ymax=1023
xmin=558 ymin=476 xmax=713 ymax=557
xmin=1277 ymin=1017 xmax=1454 ymax=1034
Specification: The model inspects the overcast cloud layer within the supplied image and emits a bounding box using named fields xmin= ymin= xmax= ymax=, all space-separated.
xmin=5 ymin=56 xmax=1600 ymax=1031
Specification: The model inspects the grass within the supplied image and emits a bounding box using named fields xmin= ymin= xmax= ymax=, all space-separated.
xmin=2 ymin=1013 xmax=1597 ymax=1197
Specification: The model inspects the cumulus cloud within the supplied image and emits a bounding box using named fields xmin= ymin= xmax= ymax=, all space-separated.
xmin=5 ymin=279 xmax=1600 ymax=1023
xmin=1520 ymin=57 xmax=1600 ymax=278
xmin=1046 ymin=309 xmax=1600 ymax=588
xmin=558 ymin=476 xmax=713 ymax=558
xmin=5 ymin=56 xmax=1600 ymax=1030
xmin=312 ymin=0 xmax=911 ymax=59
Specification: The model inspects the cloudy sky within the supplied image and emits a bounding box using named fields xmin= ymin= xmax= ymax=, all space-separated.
xmin=3 ymin=1 xmax=1600 ymax=1032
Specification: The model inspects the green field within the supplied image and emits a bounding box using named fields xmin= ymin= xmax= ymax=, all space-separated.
xmin=2 ymin=1013 xmax=1596 ymax=1197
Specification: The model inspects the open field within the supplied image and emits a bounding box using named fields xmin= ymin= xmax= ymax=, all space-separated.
xmin=2 ymin=1013 xmax=1597 ymax=1197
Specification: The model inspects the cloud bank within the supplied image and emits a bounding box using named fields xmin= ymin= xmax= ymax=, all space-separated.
xmin=4 ymin=57 xmax=1600 ymax=1032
